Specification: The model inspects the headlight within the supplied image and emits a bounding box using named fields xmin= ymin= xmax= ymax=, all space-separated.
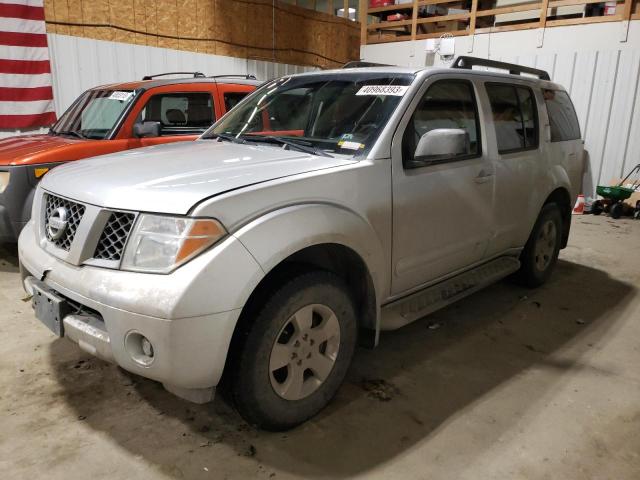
xmin=0 ymin=171 xmax=9 ymax=193
xmin=121 ymin=214 xmax=226 ymax=273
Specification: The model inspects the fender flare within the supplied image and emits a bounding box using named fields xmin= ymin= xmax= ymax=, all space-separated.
xmin=232 ymin=203 xmax=387 ymax=332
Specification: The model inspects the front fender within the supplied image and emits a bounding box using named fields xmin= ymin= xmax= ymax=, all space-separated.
xmin=233 ymin=203 xmax=387 ymax=323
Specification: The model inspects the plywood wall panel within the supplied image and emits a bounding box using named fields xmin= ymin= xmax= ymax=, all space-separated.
xmin=42 ymin=0 xmax=358 ymax=67
xmin=156 ymin=0 xmax=179 ymax=50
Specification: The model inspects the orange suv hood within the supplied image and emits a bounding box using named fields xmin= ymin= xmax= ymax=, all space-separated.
xmin=0 ymin=134 xmax=100 ymax=166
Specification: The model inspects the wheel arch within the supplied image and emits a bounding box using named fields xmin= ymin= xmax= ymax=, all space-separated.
xmin=229 ymin=203 xmax=386 ymax=351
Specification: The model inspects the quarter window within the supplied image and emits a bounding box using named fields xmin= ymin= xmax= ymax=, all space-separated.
xmin=138 ymin=92 xmax=214 ymax=136
xmin=402 ymin=80 xmax=480 ymax=165
xmin=543 ymin=89 xmax=581 ymax=142
xmin=486 ymin=84 xmax=539 ymax=153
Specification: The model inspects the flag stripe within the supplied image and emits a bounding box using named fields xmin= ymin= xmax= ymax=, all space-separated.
xmin=0 ymin=72 xmax=51 ymax=88
xmin=0 ymin=58 xmax=50 ymax=74
xmin=0 ymin=17 xmax=46 ymax=34
xmin=0 ymin=45 xmax=48 ymax=61
xmin=0 ymin=99 xmax=54 ymax=115
xmin=0 ymin=3 xmax=44 ymax=21
xmin=0 ymin=31 xmax=48 ymax=47
xmin=0 ymin=0 xmax=44 ymax=6
xmin=0 ymin=111 xmax=56 ymax=129
xmin=0 ymin=86 xmax=53 ymax=101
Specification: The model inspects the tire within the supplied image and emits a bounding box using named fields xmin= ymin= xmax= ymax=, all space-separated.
xmin=516 ymin=203 xmax=563 ymax=288
xmin=231 ymin=270 xmax=357 ymax=431
xmin=591 ymin=200 xmax=603 ymax=216
xmin=610 ymin=202 xmax=623 ymax=219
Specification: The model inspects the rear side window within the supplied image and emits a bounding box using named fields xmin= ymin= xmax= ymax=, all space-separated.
xmin=486 ymin=83 xmax=539 ymax=153
xmin=543 ymin=89 xmax=581 ymax=142
xmin=223 ymin=92 xmax=249 ymax=112
xmin=138 ymin=92 xmax=214 ymax=135
xmin=402 ymin=79 xmax=481 ymax=164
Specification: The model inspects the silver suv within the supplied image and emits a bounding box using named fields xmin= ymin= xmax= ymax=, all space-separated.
xmin=18 ymin=57 xmax=583 ymax=430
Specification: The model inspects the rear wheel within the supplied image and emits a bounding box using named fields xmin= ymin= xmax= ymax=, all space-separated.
xmin=516 ymin=203 xmax=563 ymax=288
xmin=231 ymin=271 xmax=357 ymax=431
xmin=591 ymin=200 xmax=604 ymax=215
xmin=610 ymin=202 xmax=623 ymax=219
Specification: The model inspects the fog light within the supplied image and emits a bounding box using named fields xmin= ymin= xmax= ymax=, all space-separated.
xmin=141 ymin=337 xmax=154 ymax=357
xmin=124 ymin=331 xmax=155 ymax=366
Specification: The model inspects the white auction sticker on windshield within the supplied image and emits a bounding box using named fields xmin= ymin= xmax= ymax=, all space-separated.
xmin=338 ymin=140 xmax=364 ymax=150
xmin=109 ymin=91 xmax=133 ymax=101
xmin=356 ymin=85 xmax=409 ymax=96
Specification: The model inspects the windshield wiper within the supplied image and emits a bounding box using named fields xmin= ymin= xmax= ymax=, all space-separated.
xmin=244 ymin=135 xmax=333 ymax=158
xmin=211 ymin=133 xmax=247 ymax=144
xmin=53 ymin=130 xmax=88 ymax=140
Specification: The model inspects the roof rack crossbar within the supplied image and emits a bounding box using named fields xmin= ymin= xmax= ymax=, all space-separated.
xmin=208 ymin=74 xmax=257 ymax=80
xmin=342 ymin=61 xmax=391 ymax=69
xmin=451 ymin=56 xmax=550 ymax=81
xmin=142 ymin=71 xmax=205 ymax=80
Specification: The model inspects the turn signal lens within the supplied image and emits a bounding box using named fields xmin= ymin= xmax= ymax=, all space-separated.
xmin=121 ymin=215 xmax=226 ymax=273
xmin=34 ymin=167 xmax=49 ymax=178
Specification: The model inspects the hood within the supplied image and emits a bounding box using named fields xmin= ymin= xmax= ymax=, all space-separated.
xmin=0 ymin=134 xmax=90 ymax=166
xmin=41 ymin=140 xmax=356 ymax=214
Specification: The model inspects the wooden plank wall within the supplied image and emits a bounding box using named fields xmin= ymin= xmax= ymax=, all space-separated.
xmin=43 ymin=0 xmax=360 ymax=68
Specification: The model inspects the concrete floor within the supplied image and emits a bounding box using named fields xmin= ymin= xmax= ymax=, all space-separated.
xmin=1 ymin=215 xmax=639 ymax=480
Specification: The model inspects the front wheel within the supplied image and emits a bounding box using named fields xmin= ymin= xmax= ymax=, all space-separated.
xmin=231 ymin=271 xmax=357 ymax=431
xmin=515 ymin=203 xmax=563 ymax=288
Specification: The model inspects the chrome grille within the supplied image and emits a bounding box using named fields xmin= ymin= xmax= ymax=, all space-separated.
xmin=44 ymin=193 xmax=85 ymax=251
xmin=93 ymin=211 xmax=136 ymax=261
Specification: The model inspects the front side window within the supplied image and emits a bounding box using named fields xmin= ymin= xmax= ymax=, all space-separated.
xmin=138 ymin=92 xmax=214 ymax=136
xmin=50 ymin=89 xmax=136 ymax=140
xmin=205 ymin=72 xmax=415 ymax=157
xmin=402 ymin=80 xmax=480 ymax=164
xmin=486 ymin=83 xmax=539 ymax=153
xmin=223 ymin=92 xmax=249 ymax=112
xmin=543 ymin=89 xmax=581 ymax=142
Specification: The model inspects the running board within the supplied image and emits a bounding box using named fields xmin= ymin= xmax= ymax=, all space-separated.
xmin=380 ymin=256 xmax=520 ymax=331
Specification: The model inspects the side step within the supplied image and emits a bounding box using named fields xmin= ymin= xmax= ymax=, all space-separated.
xmin=380 ymin=256 xmax=520 ymax=331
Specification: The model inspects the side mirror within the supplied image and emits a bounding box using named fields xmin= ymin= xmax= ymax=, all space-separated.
xmin=414 ymin=128 xmax=469 ymax=163
xmin=133 ymin=121 xmax=161 ymax=138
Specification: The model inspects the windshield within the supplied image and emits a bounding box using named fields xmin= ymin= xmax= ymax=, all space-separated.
xmin=204 ymin=72 xmax=415 ymax=156
xmin=50 ymin=89 xmax=137 ymax=140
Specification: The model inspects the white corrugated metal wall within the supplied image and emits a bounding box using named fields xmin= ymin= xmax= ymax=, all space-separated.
xmin=362 ymin=21 xmax=640 ymax=197
xmin=0 ymin=33 xmax=316 ymax=139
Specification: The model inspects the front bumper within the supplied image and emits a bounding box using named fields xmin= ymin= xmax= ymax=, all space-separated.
xmin=18 ymin=220 xmax=264 ymax=397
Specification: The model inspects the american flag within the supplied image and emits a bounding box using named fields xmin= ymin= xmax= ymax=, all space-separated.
xmin=0 ymin=0 xmax=56 ymax=128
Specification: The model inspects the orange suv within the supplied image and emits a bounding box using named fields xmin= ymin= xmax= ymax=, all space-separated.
xmin=0 ymin=72 xmax=260 ymax=242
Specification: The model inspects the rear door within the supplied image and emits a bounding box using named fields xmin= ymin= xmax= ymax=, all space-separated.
xmin=390 ymin=75 xmax=495 ymax=295
xmin=482 ymin=82 xmax=543 ymax=254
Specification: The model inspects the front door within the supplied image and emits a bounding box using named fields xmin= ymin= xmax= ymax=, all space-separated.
xmin=391 ymin=76 xmax=495 ymax=296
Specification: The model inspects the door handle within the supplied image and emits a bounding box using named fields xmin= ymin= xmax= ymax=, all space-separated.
xmin=474 ymin=170 xmax=494 ymax=184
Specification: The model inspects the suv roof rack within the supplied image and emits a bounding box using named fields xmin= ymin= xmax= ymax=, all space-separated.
xmin=452 ymin=56 xmax=551 ymax=81
xmin=342 ymin=61 xmax=391 ymax=69
xmin=142 ymin=71 xmax=205 ymax=80
xmin=208 ymin=74 xmax=257 ymax=80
